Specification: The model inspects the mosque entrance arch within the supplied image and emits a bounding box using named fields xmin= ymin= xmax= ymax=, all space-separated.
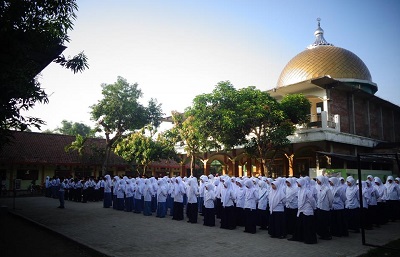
xmin=209 ymin=160 xmax=223 ymax=176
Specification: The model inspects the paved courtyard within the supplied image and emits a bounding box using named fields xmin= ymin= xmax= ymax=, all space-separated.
xmin=1 ymin=196 xmax=399 ymax=257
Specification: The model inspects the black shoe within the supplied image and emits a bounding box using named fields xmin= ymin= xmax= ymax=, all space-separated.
xmin=287 ymin=237 xmax=296 ymax=241
xmin=57 ymin=206 xmax=64 ymax=209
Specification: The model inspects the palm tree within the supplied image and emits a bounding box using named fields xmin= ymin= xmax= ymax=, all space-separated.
xmin=65 ymin=134 xmax=87 ymax=160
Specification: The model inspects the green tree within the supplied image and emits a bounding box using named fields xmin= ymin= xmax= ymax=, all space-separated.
xmin=114 ymin=126 xmax=177 ymax=176
xmin=55 ymin=120 xmax=93 ymax=137
xmin=188 ymin=81 xmax=311 ymax=176
xmin=65 ymin=134 xmax=87 ymax=158
xmin=0 ymin=0 xmax=89 ymax=146
xmin=164 ymin=111 xmax=206 ymax=177
xmin=280 ymin=94 xmax=311 ymax=124
xmin=90 ymin=76 xmax=163 ymax=176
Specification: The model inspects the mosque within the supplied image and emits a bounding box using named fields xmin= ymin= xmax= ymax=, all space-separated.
xmin=173 ymin=19 xmax=400 ymax=180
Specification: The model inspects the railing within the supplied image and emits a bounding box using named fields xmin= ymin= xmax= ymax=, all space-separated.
xmin=296 ymin=111 xmax=340 ymax=131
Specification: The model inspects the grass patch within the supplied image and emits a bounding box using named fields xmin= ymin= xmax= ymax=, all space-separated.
xmin=359 ymin=238 xmax=400 ymax=257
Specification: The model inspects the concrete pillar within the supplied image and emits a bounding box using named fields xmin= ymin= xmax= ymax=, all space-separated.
xmin=287 ymin=154 xmax=294 ymax=177
xmin=204 ymin=162 xmax=210 ymax=176
xmin=238 ymin=165 xmax=243 ymax=177
xmin=231 ymin=160 xmax=236 ymax=177
xmin=321 ymin=111 xmax=328 ymax=129
xmin=222 ymin=165 xmax=227 ymax=175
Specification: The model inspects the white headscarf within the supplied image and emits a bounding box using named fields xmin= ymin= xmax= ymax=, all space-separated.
xmin=345 ymin=176 xmax=358 ymax=200
xmin=245 ymin=178 xmax=256 ymax=199
xmin=221 ymin=178 xmax=234 ymax=207
xmin=316 ymin=175 xmax=333 ymax=209
xmin=297 ymin=178 xmax=316 ymax=216
xmin=268 ymin=178 xmax=286 ymax=214
xmin=385 ymin=176 xmax=396 ymax=193
xmin=285 ymin=177 xmax=298 ymax=202
xmin=329 ymin=177 xmax=341 ymax=197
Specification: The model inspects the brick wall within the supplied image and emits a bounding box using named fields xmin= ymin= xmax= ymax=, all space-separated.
xmin=329 ymin=87 xmax=400 ymax=142
xmin=329 ymin=89 xmax=350 ymax=133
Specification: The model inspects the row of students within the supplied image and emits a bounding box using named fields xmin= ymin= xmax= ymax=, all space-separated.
xmin=47 ymin=176 xmax=106 ymax=203
xmin=99 ymin=174 xmax=399 ymax=244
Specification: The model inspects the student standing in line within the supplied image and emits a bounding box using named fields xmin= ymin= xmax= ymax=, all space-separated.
xmin=75 ymin=178 xmax=83 ymax=203
xmin=112 ymin=176 xmax=119 ymax=209
xmin=82 ymin=177 xmax=89 ymax=203
xmin=51 ymin=176 xmax=57 ymax=198
xmin=124 ymin=179 xmax=134 ymax=212
xmin=63 ymin=178 xmax=69 ymax=201
xmin=328 ymin=177 xmax=348 ymax=237
xmin=203 ymin=182 xmax=216 ymax=227
xmin=68 ymin=178 xmax=75 ymax=201
xmin=156 ymin=178 xmax=168 ymax=218
xmin=374 ymin=176 xmax=388 ymax=225
xmin=167 ymin=177 xmax=175 ymax=216
xmin=58 ymin=178 xmax=66 ymax=209
xmin=285 ymin=177 xmax=298 ymax=236
xmin=288 ymin=178 xmax=317 ymax=244
xmin=93 ymin=178 xmax=100 ymax=202
xmin=186 ymin=177 xmax=199 ymax=223
xmin=143 ymin=179 xmax=153 ymax=216
xmin=150 ymin=177 xmax=158 ymax=213
xmin=172 ymin=177 xmax=186 ymax=221
xmin=395 ymin=177 xmax=400 ymax=220
xmin=235 ymin=178 xmax=246 ymax=227
xmin=243 ymin=178 xmax=259 ymax=234
xmin=99 ymin=176 xmax=105 ymax=201
xmin=134 ymin=178 xmax=144 ymax=213
xmin=345 ymin=176 xmax=360 ymax=233
xmin=220 ymin=177 xmax=236 ymax=230
xmin=365 ymin=180 xmax=378 ymax=228
xmin=103 ymin=175 xmax=112 ymax=208
xmin=214 ymin=178 xmax=223 ymax=219
xmin=257 ymin=179 xmax=269 ymax=231
xmin=116 ymin=179 xmax=125 ymax=211
xmin=385 ymin=176 xmax=399 ymax=222
xmin=198 ymin=175 xmax=208 ymax=216
xmin=316 ymin=175 xmax=333 ymax=240
xmin=268 ymin=178 xmax=286 ymax=239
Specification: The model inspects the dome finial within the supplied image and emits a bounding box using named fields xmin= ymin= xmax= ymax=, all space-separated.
xmin=308 ymin=18 xmax=333 ymax=49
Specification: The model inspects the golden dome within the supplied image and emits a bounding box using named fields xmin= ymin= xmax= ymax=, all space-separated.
xmin=276 ymin=46 xmax=372 ymax=88
xmin=277 ymin=19 xmax=374 ymax=90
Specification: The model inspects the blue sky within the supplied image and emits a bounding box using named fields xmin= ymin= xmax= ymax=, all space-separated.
xmin=25 ymin=0 xmax=400 ymax=131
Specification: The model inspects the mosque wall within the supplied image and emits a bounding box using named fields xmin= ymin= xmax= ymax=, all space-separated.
xmin=382 ymin=106 xmax=393 ymax=142
xmin=368 ymin=100 xmax=382 ymax=140
xmin=327 ymin=86 xmax=400 ymax=143
xmin=353 ymin=93 xmax=368 ymax=137
xmin=395 ymin=111 xmax=400 ymax=142
xmin=327 ymin=89 xmax=350 ymax=133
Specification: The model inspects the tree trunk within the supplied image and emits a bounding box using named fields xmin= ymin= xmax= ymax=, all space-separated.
xmin=142 ymin=164 xmax=148 ymax=177
xmin=190 ymin=154 xmax=195 ymax=177
xmin=101 ymin=145 xmax=112 ymax=177
xmin=259 ymin=158 xmax=268 ymax=177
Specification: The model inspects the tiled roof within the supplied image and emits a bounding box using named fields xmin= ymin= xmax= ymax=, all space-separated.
xmin=0 ymin=131 xmax=128 ymax=166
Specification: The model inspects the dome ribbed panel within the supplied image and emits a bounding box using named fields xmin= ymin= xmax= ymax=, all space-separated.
xmin=277 ymin=46 xmax=372 ymax=88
